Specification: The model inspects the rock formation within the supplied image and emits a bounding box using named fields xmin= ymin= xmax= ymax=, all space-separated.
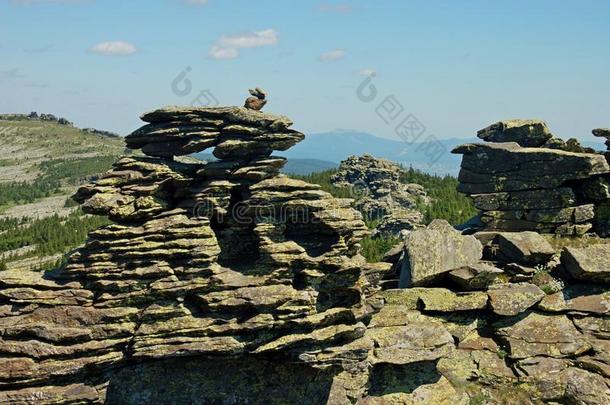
xmin=0 ymin=105 xmax=375 ymax=404
xmin=381 ymin=222 xmax=610 ymax=404
xmin=330 ymin=154 xmax=429 ymax=237
xmin=1 ymin=109 xmax=609 ymax=404
xmin=454 ymin=119 xmax=610 ymax=235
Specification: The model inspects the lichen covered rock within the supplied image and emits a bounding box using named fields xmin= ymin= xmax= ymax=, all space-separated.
xmin=398 ymin=220 xmax=483 ymax=287
xmin=1 ymin=111 xmax=609 ymax=405
xmin=454 ymin=124 xmax=610 ymax=235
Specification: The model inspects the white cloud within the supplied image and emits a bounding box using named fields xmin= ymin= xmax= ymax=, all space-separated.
xmin=359 ymin=68 xmax=376 ymax=77
xmin=317 ymin=3 xmax=352 ymax=13
xmin=208 ymin=29 xmax=278 ymax=60
xmin=318 ymin=49 xmax=346 ymax=62
xmin=90 ymin=41 xmax=137 ymax=56
xmin=208 ymin=45 xmax=238 ymax=60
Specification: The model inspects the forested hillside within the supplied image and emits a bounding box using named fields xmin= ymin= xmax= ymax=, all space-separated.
xmin=0 ymin=116 xmax=125 ymax=270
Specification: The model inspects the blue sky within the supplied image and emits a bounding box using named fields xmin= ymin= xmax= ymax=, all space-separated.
xmin=1 ymin=0 xmax=609 ymax=142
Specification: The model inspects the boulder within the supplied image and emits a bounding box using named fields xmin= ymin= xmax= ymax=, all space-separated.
xmin=538 ymin=284 xmax=610 ymax=315
xmin=477 ymin=119 xmax=553 ymax=147
xmin=448 ymin=263 xmax=503 ymax=290
xmin=564 ymin=367 xmax=610 ymax=405
xmin=561 ymin=245 xmax=610 ymax=282
xmin=0 ymin=105 xmax=377 ymax=403
xmin=495 ymin=231 xmax=556 ymax=265
xmin=487 ymin=283 xmax=545 ymax=316
xmin=125 ymin=106 xmax=303 ymax=158
xmin=398 ymin=220 xmax=483 ymax=287
xmin=496 ymin=312 xmax=591 ymax=359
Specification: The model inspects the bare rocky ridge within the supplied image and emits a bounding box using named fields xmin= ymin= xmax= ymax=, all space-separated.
xmin=454 ymin=120 xmax=610 ymax=235
xmin=0 ymin=110 xmax=609 ymax=404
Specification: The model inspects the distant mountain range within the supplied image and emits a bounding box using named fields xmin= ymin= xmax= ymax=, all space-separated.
xmin=190 ymin=153 xmax=337 ymax=176
xmin=279 ymin=130 xmax=607 ymax=175
xmin=192 ymin=130 xmax=607 ymax=176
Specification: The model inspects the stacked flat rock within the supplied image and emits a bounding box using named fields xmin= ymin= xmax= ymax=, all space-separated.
xmin=454 ymin=120 xmax=610 ymax=235
xmin=330 ymin=154 xmax=430 ymax=236
xmin=125 ymin=106 xmax=304 ymax=159
xmin=592 ymin=128 xmax=610 ymax=236
xmin=0 ymin=106 xmax=375 ymax=404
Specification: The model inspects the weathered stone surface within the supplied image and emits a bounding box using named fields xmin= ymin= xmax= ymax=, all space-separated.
xmin=538 ymin=284 xmax=610 ymax=314
xmin=398 ymin=220 xmax=482 ymax=287
xmin=453 ymin=136 xmax=610 ymax=235
xmin=488 ymin=283 xmax=545 ymax=316
xmin=417 ymin=289 xmax=488 ymax=312
xmin=564 ymin=367 xmax=610 ymax=405
xmin=470 ymin=188 xmax=576 ymax=211
xmin=362 ymin=372 xmax=469 ymax=405
xmin=448 ymin=262 xmax=504 ymax=290
xmin=125 ymin=106 xmax=303 ymax=158
xmin=380 ymin=288 xmax=487 ymax=312
xmin=543 ymin=136 xmax=598 ymax=154
xmin=105 ymin=357 xmax=339 ymax=405
xmin=477 ymin=119 xmax=553 ymax=147
xmin=453 ymin=142 xmax=609 ymax=182
xmin=496 ymin=312 xmax=591 ymax=359
xmin=561 ymin=245 xmax=610 ymax=282
xmin=365 ymin=323 xmax=455 ymax=365
xmin=514 ymin=357 xmax=571 ymax=400
xmin=0 ymin=106 xmax=378 ymax=403
xmin=437 ymin=349 xmax=514 ymax=385
xmin=495 ymin=231 xmax=556 ymax=265
xmin=480 ymin=205 xmax=595 ymax=233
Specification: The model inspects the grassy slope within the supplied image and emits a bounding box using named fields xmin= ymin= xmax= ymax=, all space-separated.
xmin=0 ymin=119 xmax=124 ymax=270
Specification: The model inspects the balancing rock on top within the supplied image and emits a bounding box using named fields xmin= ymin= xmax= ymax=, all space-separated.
xmin=477 ymin=119 xmax=553 ymax=147
xmin=244 ymin=87 xmax=267 ymax=111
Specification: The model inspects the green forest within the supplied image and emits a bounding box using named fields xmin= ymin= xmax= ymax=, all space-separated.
xmin=0 ymin=209 xmax=110 ymax=269
xmin=0 ymin=156 xmax=117 ymax=208
xmin=0 ymin=155 xmax=118 ymax=271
